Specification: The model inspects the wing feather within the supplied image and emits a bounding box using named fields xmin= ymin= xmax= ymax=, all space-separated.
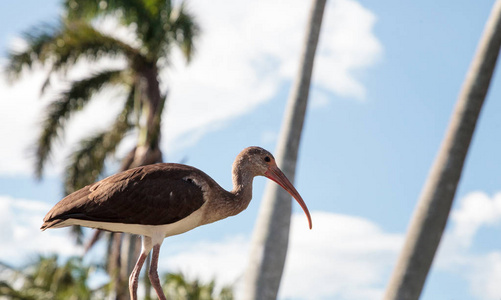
xmin=41 ymin=163 xmax=208 ymax=230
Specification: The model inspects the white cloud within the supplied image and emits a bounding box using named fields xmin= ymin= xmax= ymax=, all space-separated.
xmin=159 ymin=211 xmax=401 ymax=300
xmin=434 ymin=191 xmax=501 ymax=300
xmin=4 ymin=191 xmax=501 ymax=299
xmin=280 ymin=212 xmax=401 ymax=300
xmin=156 ymin=192 xmax=501 ymax=300
xmin=1 ymin=0 xmax=381 ymax=175
xmin=0 ymin=195 xmax=82 ymax=265
xmin=0 ymin=59 xmax=128 ymax=176
xmin=315 ymin=0 xmax=381 ymax=99
xmin=163 ymin=0 xmax=381 ymax=152
xmin=0 ymin=71 xmax=48 ymax=175
xmin=161 ymin=235 xmax=249 ymax=286
xmin=465 ymin=252 xmax=501 ymax=300
xmin=450 ymin=191 xmax=501 ymax=247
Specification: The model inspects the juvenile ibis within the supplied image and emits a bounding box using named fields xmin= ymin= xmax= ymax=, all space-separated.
xmin=41 ymin=146 xmax=312 ymax=300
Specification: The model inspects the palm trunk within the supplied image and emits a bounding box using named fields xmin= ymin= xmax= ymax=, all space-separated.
xmin=112 ymin=63 xmax=165 ymax=300
xmin=384 ymin=2 xmax=501 ymax=299
xmin=242 ymin=0 xmax=326 ymax=299
xmin=110 ymin=233 xmax=126 ymax=300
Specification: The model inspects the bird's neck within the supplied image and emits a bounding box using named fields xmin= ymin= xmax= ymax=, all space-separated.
xmin=203 ymin=162 xmax=257 ymax=225
xmin=228 ymin=167 xmax=254 ymax=214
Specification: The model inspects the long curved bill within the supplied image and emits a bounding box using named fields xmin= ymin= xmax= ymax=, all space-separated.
xmin=265 ymin=165 xmax=312 ymax=229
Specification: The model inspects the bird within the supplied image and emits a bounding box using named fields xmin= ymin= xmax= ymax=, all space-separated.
xmin=41 ymin=146 xmax=312 ymax=300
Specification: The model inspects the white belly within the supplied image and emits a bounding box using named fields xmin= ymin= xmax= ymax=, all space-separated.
xmin=53 ymin=208 xmax=205 ymax=238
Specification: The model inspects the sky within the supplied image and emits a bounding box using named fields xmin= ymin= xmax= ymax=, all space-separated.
xmin=1 ymin=0 xmax=501 ymax=299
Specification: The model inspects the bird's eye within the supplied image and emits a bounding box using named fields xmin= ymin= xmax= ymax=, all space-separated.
xmin=264 ymin=156 xmax=271 ymax=162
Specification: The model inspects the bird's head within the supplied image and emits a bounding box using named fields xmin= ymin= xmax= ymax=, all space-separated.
xmin=236 ymin=146 xmax=313 ymax=229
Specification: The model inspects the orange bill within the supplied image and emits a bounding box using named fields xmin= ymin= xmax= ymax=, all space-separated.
xmin=265 ymin=165 xmax=312 ymax=229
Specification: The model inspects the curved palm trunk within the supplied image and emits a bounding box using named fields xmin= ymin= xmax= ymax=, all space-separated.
xmin=242 ymin=1 xmax=326 ymax=299
xmin=384 ymin=2 xmax=501 ymax=299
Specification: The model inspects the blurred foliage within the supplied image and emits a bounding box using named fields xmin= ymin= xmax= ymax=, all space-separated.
xmin=163 ymin=272 xmax=234 ymax=300
xmin=0 ymin=255 xmax=234 ymax=300
xmin=0 ymin=255 xmax=104 ymax=300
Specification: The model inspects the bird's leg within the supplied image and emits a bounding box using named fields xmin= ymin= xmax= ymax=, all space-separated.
xmin=149 ymin=243 xmax=167 ymax=300
xmin=129 ymin=253 xmax=147 ymax=300
xmin=129 ymin=236 xmax=153 ymax=300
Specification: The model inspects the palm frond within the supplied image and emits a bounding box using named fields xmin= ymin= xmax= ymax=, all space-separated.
xmin=62 ymin=0 xmax=197 ymax=64
xmin=64 ymin=0 xmax=155 ymax=28
xmin=4 ymin=22 xmax=59 ymax=81
xmin=167 ymin=2 xmax=200 ymax=63
xmin=64 ymin=86 xmax=135 ymax=194
xmin=34 ymin=69 xmax=127 ymax=178
xmin=5 ymin=20 xmax=138 ymax=83
xmin=50 ymin=20 xmax=139 ymax=72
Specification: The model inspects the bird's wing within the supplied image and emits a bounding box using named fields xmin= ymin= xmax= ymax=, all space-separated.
xmin=41 ymin=164 xmax=207 ymax=229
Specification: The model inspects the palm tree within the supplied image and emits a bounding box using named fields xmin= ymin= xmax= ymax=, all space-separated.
xmin=0 ymin=255 xmax=101 ymax=300
xmin=384 ymin=1 xmax=501 ymax=299
xmin=6 ymin=0 xmax=198 ymax=193
xmin=242 ymin=0 xmax=326 ymax=299
xmin=162 ymin=272 xmax=234 ymax=300
xmin=5 ymin=0 xmax=199 ymax=298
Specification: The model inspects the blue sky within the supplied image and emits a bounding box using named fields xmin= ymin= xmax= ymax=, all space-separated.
xmin=2 ymin=0 xmax=501 ymax=299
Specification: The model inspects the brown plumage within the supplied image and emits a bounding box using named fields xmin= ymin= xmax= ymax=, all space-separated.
xmin=41 ymin=146 xmax=312 ymax=300
xmin=42 ymin=164 xmax=209 ymax=230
